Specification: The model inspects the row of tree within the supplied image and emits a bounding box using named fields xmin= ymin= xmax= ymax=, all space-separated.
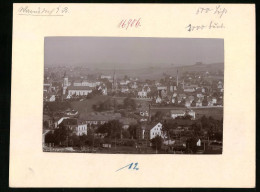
xmin=45 ymin=115 xmax=222 ymax=151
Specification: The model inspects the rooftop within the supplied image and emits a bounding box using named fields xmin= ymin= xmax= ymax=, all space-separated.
xmin=61 ymin=118 xmax=78 ymax=126
xmin=141 ymin=122 xmax=162 ymax=130
xmin=67 ymin=86 xmax=93 ymax=90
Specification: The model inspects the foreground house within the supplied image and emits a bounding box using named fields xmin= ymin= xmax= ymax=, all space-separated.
xmin=141 ymin=122 xmax=166 ymax=140
xmin=60 ymin=118 xmax=87 ymax=136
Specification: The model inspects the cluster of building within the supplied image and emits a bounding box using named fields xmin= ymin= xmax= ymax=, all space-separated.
xmin=99 ymin=69 xmax=224 ymax=108
xmin=43 ymin=67 xmax=224 ymax=149
xmin=43 ymin=72 xmax=108 ymax=102
xmin=44 ymin=68 xmax=224 ymax=109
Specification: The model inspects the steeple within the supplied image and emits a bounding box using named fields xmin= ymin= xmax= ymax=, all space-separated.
xmin=63 ymin=71 xmax=69 ymax=95
xmin=112 ymin=67 xmax=117 ymax=93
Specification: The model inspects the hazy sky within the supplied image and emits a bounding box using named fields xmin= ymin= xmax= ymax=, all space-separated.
xmin=45 ymin=37 xmax=224 ymax=69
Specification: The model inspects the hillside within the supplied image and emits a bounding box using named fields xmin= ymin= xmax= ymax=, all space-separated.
xmin=89 ymin=62 xmax=224 ymax=80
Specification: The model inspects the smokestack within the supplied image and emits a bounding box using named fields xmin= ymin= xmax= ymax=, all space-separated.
xmin=177 ymin=69 xmax=179 ymax=87
xmin=149 ymin=104 xmax=151 ymax=122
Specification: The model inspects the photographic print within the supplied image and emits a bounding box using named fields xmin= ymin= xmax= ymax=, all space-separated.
xmin=43 ymin=37 xmax=224 ymax=154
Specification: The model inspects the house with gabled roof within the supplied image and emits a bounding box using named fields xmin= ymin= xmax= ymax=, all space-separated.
xmin=142 ymin=122 xmax=166 ymax=140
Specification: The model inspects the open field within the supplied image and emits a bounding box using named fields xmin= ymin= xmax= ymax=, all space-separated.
xmin=70 ymin=95 xmax=112 ymax=118
xmin=70 ymin=96 xmax=223 ymax=120
xmin=113 ymin=96 xmax=151 ymax=105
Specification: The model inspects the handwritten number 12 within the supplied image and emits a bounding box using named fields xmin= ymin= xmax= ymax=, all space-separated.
xmin=128 ymin=162 xmax=139 ymax=170
xmin=116 ymin=162 xmax=139 ymax=172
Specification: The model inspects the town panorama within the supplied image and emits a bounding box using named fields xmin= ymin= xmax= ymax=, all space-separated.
xmin=43 ymin=37 xmax=224 ymax=154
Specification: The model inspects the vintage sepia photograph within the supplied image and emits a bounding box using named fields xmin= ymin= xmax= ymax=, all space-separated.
xmin=43 ymin=37 xmax=224 ymax=154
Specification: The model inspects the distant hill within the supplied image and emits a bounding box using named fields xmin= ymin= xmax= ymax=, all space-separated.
xmin=74 ymin=63 xmax=224 ymax=80
xmin=178 ymin=62 xmax=224 ymax=73
xmin=89 ymin=62 xmax=224 ymax=80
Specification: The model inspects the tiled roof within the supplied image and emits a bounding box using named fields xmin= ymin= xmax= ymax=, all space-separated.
xmin=142 ymin=122 xmax=162 ymax=130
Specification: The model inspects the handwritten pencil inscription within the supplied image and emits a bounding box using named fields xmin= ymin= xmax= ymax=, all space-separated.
xmin=186 ymin=21 xmax=225 ymax=32
xmin=186 ymin=5 xmax=227 ymax=32
xmin=196 ymin=5 xmax=227 ymax=18
xmin=18 ymin=5 xmax=69 ymax=16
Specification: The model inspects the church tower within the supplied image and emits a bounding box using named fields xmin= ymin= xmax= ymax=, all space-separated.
xmin=112 ymin=68 xmax=117 ymax=93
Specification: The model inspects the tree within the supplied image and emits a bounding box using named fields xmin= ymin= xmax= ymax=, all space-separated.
xmin=43 ymin=121 xmax=49 ymax=129
xmin=45 ymin=101 xmax=71 ymax=113
xmin=79 ymin=134 xmax=88 ymax=146
xmin=84 ymin=129 xmax=95 ymax=146
xmin=151 ymin=111 xmax=165 ymax=122
xmin=183 ymin=114 xmax=192 ymax=120
xmin=200 ymin=115 xmax=208 ymax=127
xmin=180 ymin=98 xmax=186 ymax=106
xmin=95 ymin=98 xmax=112 ymax=111
xmin=150 ymin=135 xmax=163 ymax=151
xmin=202 ymin=97 xmax=208 ymax=106
xmin=128 ymin=124 xmax=140 ymax=139
xmin=162 ymin=120 xmax=178 ymax=144
xmin=52 ymin=125 xmax=73 ymax=146
xmin=92 ymin=88 xmax=102 ymax=95
xmin=96 ymin=120 xmax=122 ymax=139
xmin=122 ymin=129 xmax=130 ymax=139
xmin=186 ymin=137 xmax=198 ymax=153
xmin=45 ymin=132 xmax=54 ymax=144
xmin=192 ymin=123 xmax=202 ymax=136
xmin=191 ymin=100 xmax=196 ymax=107
xmin=123 ymin=97 xmax=136 ymax=110
xmin=162 ymin=121 xmax=171 ymax=140
xmin=70 ymin=134 xmax=81 ymax=147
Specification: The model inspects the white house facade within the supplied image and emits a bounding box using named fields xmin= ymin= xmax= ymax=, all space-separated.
xmin=76 ymin=123 xmax=87 ymax=136
xmin=67 ymin=86 xmax=93 ymax=96
xmin=149 ymin=122 xmax=165 ymax=140
xmin=138 ymin=89 xmax=148 ymax=97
